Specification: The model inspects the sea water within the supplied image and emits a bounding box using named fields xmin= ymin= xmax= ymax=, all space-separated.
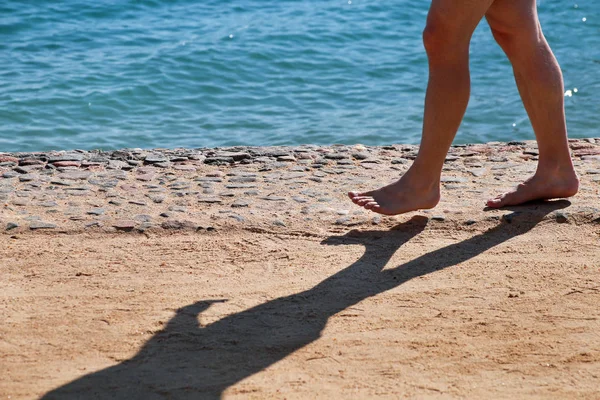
xmin=0 ymin=0 xmax=598 ymax=152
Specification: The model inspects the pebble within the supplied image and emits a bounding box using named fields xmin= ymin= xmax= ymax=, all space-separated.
xmin=232 ymin=199 xmax=250 ymax=208
xmin=198 ymin=197 xmax=222 ymax=203
xmin=555 ymin=211 xmax=569 ymax=224
xmin=87 ymin=208 xmax=105 ymax=215
xmin=148 ymin=195 xmax=165 ymax=203
xmin=161 ymin=220 xmax=197 ymax=230
xmin=144 ymin=154 xmax=169 ymax=164
xmin=261 ymin=196 xmax=286 ymax=201
xmin=48 ymin=153 xmax=84 ymax=163
xmin=113 ymin=220 xmax=137 ymax=230
xmin=441 ymin=177 xmax=468 ymax=183
xmin=39 ymin=201 xmax=58 ymax=208
xmin=277 ymin=155 xmax=296 ymax=162
xmin=3 ymin=171 xmax=19 ymax=178
xmin=59 ymin=171 xmax=92 ymax=180
xmin=6 ymin=222 xmax=19 ymax=231
xmin=30 ymin=221 xmax=58 ymax=230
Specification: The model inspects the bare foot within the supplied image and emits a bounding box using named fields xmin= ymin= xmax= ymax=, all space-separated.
xmin=487 ymin=169 xmax=579 ymax=208
xmin=348 ymin=176 xmax=440 ymax=216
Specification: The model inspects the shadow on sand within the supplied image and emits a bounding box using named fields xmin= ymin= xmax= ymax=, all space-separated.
xmin=42 ymin=201 xmax=569 ymax=399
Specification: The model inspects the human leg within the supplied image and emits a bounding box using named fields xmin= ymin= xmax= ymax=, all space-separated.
xmin=349 ymin=0 xmax=495 ymax=215
xmin=485 ymin=0 xmax=579 ymax=207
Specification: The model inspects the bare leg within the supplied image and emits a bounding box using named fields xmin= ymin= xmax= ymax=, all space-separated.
xmin=349 ymin=0 xmax=494 ymax=215
xmin=485 ymin=0 xmax=579 ymax=207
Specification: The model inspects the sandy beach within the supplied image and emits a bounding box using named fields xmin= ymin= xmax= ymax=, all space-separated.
xmin=2 ymin=140 xmax=600 ymax=399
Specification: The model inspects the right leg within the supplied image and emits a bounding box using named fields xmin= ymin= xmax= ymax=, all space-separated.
xmin=485 ymin=0 xmax=579 ymax=207
xmin=349 ymin=0 xmax=494 ymax=215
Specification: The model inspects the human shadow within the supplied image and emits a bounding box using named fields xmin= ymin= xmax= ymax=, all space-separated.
xmin=42 ymin=201 xmax=569 ymax=400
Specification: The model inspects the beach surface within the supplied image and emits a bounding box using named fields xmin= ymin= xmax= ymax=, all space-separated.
xmin=2 ymin=140 xmax=600 ymax=399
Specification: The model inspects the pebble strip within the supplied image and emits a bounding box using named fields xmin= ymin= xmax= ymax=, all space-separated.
xmin=1 ymin=139 xmax=599 ymax=234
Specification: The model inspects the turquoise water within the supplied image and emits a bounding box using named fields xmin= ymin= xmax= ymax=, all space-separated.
xmin=1 ymin=0 xmax=598 ymax=152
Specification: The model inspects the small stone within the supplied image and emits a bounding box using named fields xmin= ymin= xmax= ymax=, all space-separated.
xmin=391 ymin=158 xmax=408 ymax=165
xmin=58 ymin=171 xmax=92 ymax=180
xmin=134 ymin=214 xmax=153 ymax=222
xmin=441 ymin=176 xmax=468 ymax=183
xmin=87 ymin=208 xmax=105 ymax=215
xmin=281 ymin=173 xmax=306 ymax=180
xmin=19 ymin=174 xmax=36 ymax=182
xmin=232 ymin=199 xmax=250 ymax=208
xmin=215 ymin=152 xmax=250 ymax=161
xmin=129 ymin=200 xmax=147 ymax=206
xmin=502 ymin=212 xmax=521 ymax=224
xmin=144 ymin=154 xmax=169 ymax=164
xmin=324 ymin=153 xmax=347 ymax=160
xmin=30 ymin=221 xmax=58 ymax=230
xmin=172 ymin=165 xmax=197 ymax=171
xmin=432 ymin=215 xmax=446 ymax=222
xmin=196 ymin=177 xmax=223 ymax=183
xmin=465 ymin=219 xmax=477 ymax=226
xmin=137 ymin=222 xmax=154 ymax=232
xmin=50 ymin=179 xmax=72 ymax=186
xmin=229 ymin=214 xmax=245 ymax=222
xmin=468 ymin=168 xmax=487 ymax=177
xmin=48 ymin=153 xmax=84 ymax=162
xmin=277 ymin=155 xmax=296 ymax=162
xmin=244 ymin=190 xmax=259 ymax=196
xmin=12 ymin=199 xmax=29 ymax=206
xmin=352 ymin=152 xmax=369 ymax=160
xmin=39 ymin=201 xmax=58 ymax=208
xmin=335 ymin=216 xmax=351 ymax=225
xmin=85 ymin=221 xmax=101 ymax=228
xmin=107 ymin=160 xmax=129 ymax=169
xmin=555 ymin=211 xmax=569 ymax=223
xmin=53 ymin=161 xmax=81 ymax=167
xmin=0 ymin=156 xmax=19 ymax=163
xmin=154 ymin=162 xmax=171 ymax=169
xmin=161 ymin=220 xmax=197 ymax=230
xmin=6 ymin=222 xmax=19 ymax=231
xmin=292 ymin=196 xmax=308 ymax=203
xmin=113 ymin=220 xmax=137 ymax=230
xmin=148 ymin=195 xmax=165 ymax=204
xmin=109 ymin=200 xmax=122 ymax=206
xmin=204 ymin=157 xmax=234 ymax=165
xmin=2 ymin=171 xmax=19 ymax=179
xmin=273 ymin=219 xmax=286 ymax=227
xmin=226 ymin=184 xmax=257 ymax=189
xmin=229 ymin=176 xmax=257 ymax=183
xmin=198 ymin=197 xmax=222 ymax=203
xmin=136 ymin=174 xmax=155 ymax=182
xmin=261 ymin=196 xmax=286 ymax=201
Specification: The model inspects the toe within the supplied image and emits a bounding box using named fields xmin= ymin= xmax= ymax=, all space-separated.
xmin=363 ymin=201 xmax=379 ymax=210
xmin=357 ymin=198 xmax=373 ymax=206
xmin=487 ymin=196 xmax=504 ymax=208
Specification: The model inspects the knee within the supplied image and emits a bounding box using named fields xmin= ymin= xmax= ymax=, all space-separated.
xmin=489 ymin=24 xmax=541 ymax=58
xmin=422 ymin=15 xmax=466 ymax=62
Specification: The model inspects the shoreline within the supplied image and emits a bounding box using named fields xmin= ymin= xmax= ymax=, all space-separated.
xmin=1 ymin=138 xmax=599 ymax=235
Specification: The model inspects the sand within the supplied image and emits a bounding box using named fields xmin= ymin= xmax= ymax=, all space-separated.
xmin=1 ymin=141 xmax=600 ymax=399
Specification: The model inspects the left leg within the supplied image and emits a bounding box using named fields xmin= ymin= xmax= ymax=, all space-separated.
xmin=485 ymin=0 xmax=579 ymax=207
